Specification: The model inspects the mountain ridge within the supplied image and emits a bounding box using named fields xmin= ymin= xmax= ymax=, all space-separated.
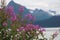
xmin=7 ymin=1 xmax=30 ymax=17
xmin=33 ymin=16 xmax=60 ymax=27
xmin=31 ymin=9 xmax=52 ymax=21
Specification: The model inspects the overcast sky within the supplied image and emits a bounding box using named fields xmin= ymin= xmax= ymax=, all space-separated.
xmin=0 ymin=0 xmax=60 ymax=15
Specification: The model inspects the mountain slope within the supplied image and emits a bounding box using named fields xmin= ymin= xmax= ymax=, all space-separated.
xmin=33 ymin=16 xmax=60 ymax=27
xmin=31 ymin=9 xmax=52 ymax=21
xmin=7 ymin=1 xmax=30 ymax=17
xmin=7 ymin=1 xmax=54 ymax=22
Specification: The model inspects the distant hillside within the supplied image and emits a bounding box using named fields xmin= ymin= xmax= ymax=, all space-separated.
xmin=7 ymin=1 xmax=30 ymax=17
xmin=7 ymin=1 xmax=53 ymax=21
xmin=33 ymin=16 xmax=60 ymax=27
xmin=31 ymin=9 xmax=52 ymax=21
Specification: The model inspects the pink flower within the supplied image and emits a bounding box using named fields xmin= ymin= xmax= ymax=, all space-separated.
xmin=24 ymin=24 xmax=33 ymax=31
xmin=25 ymin=27 xmax=29 ymax=31
xmin=33 ymin=25 xmax=40 ymax=30
xmin=41 ymin=28 xmax=46 ymax=32
xmin=26 ymin=24 xmax=41 ymax=31
xmin=10 ymin=16 xmax=17 ymax=21
xmin=25 ymin=14 xmax=33 ymax=20
xmin=7 ymin=6 xmax=14 ymax=13
xmin=3 ymin=22 xmax=7 ymax=27
xmin=35 ymin=25 xmax=40 ymax=29
xmin=19 ymin=6 xmax=24 ymax=12
xmin=6 ymin=6 xmax=16 ymax=18
xmin=39 ymin=28 xmax=46 ymax=33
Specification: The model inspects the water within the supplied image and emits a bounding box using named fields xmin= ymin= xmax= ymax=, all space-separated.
xmin=42 ymin=28 xmax=60 ymax=40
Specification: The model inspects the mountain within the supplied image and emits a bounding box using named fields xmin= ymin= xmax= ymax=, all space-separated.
xmin=49 ymin=10 xmax=56 ymax=14
xmin=7 ymin=1 xmax=30 ymax=17
xmin=31 ymin=9 xmax=52 ymax=21
xmin=33 ymin=16 xmax=60 ymax=27
xmin=7 ymin=1 xmax=53 ymax=21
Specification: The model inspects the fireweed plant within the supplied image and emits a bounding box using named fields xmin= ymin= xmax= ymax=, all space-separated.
xmin=0 ymin=5 xmax=46 ymax=40
xmin=0 ymin=1 xmax=60 ymax=40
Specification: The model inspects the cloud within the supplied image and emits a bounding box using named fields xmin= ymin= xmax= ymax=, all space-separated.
xmin=0 ymin=0 xmax=60 ymax=15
